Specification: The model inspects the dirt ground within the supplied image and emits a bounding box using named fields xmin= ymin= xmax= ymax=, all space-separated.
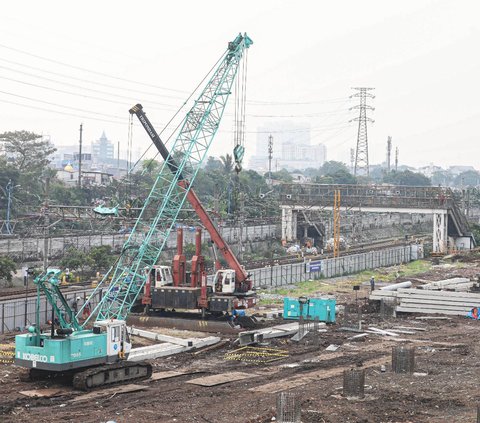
xmin=1 ymin=254 xmax=480 ymax=423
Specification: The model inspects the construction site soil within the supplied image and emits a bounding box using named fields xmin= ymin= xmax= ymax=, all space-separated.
xmin=1 ymin=254 xmax=480 ymax=423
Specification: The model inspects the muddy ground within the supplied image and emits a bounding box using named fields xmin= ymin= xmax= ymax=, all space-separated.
xmin=1 ymin=255 xmax=480 ymax=423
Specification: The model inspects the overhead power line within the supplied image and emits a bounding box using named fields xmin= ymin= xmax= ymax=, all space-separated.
xmin=0 ymin=57 xmax=186 ymax=101
xmin=0 ymin=42 xmax=189 ymax=94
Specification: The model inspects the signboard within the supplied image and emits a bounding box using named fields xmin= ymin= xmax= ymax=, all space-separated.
xmin=307 ymin=260 xmax=322 ymax=273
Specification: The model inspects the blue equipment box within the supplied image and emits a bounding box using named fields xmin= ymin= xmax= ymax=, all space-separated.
xmin=283 ymin=297 xmax=336 ymax=323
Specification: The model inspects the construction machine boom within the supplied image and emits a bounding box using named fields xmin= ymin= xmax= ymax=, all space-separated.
xmin=129 ymin=103 xmax=252 ymax=294
xmin=15 ymin=33 xmax=253 ymax=388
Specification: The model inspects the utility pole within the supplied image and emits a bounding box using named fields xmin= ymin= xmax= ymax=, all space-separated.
xmin=350 ymin=148 xmax=355 ymax=174
xmin=395 ymin=147 xmax=399 ymax=171
xmin=117 ymin=140 xmax=120 ymax=175
xmin=78 ymin=123 xmax=83 ymax=188
xmin=268 ymin=134 xmax=273 ymax=184
xmin=351 ymin=87 xmax=375 ymax=177
xmin=386 ymin=136 xmax=392 ymax=173
xmin=43 ymin=175 xmax=50 ymax=271
xmin=5 ymin=179 xmax=13 ymax=235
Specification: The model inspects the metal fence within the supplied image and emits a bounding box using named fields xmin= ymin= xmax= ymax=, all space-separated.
xmin=0 ymin=224 xmax=278 ymax=261
xmin=0 ymin=288 xmax=102 ymax=334
xmin=0 ymin=244 xmax=420 ymax=334
xmin=249 ymin=244 xmax=420 ymax=289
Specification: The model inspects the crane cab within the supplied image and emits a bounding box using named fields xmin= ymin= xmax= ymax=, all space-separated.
xmin=213 ymin=269 xmax=236 ymax=294
xmin=93 ymin=320 xmax=131 ymax=361
xmin=148 ymin=265 xmax=173 ymax=288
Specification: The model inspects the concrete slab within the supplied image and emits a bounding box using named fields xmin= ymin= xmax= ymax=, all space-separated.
xmin=128 ymin=336 xmax=220 ymax=361
xmin=128 ymin=326 xmax=194 ymax=347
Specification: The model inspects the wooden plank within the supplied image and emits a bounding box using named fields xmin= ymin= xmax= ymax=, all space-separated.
xmin=150 ymin=370 xmax=196 ymax=381
xmin=69 ymin=384 xmax=147 ymax=403
xmin=20 ymin=388 xmax=66 ymax=398
xmin=186 ymin=371 xmax=256 ymax=387
xmin=250 ymin=356 xmax=388 ymax=394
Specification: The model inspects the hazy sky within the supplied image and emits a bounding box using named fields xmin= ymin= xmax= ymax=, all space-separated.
xmin=1 ymin=0 xmax=479 ymax=169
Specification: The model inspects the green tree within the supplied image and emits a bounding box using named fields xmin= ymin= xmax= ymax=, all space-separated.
xmin=319 ymin=161 xmax=349 ymax=176
xmin=383 ymin=170 xmax=431 ymax=186
xmin=219 ymin=154 xmax=234 ymax=174
xmin=269 ymin=168 xmax=293 ymax=183
xmin=454 ymin=170 xmax=480 ymax=187
xmin=0 ymin=131 xmax=56 ymax=174
xmin=205 ymin=156 xmax=223 ymax=172
xmin=0 ymin=256 xmax=16 ymax=288
xmin=431 ymin=170 xmax=453 ymax=187
xmin=88 ymin=246 xmax=115 ymax=271
xmin=60 ymin=247 xmax=94 ymax=275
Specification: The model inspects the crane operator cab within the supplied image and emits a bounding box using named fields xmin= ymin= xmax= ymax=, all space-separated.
xmin=213 ymin=269 xmax=236 ymax=294
xmin=93 ymin=320 xmax=131 ymax=362
xmin=149 ymin=265 xmax=173 ymax=288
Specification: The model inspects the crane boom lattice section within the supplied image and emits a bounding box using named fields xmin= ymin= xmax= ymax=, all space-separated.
xmin=85 ymin=34 xmax=253 ymax=324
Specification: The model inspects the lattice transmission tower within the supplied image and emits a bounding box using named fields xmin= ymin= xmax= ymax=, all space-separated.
xmin=351 ymin=87 xmax=375 ymax=177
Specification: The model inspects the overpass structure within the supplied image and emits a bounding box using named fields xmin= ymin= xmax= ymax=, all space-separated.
xmin=280 ymin=184 xmax=475 ymax=254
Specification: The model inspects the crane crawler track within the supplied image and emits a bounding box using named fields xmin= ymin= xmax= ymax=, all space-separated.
xmin=72 ymin=360 xmax=152 ymax=391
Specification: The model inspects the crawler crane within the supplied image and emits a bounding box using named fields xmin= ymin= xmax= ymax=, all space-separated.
xmin=14 ymin=33 xmax=253 ymax=389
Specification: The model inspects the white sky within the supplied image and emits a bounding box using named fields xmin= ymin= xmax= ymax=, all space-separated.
xmin=0 ymin=0 xmax=479 ymax=169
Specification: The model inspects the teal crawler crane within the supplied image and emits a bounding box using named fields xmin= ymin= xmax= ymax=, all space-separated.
xmin=15 ymin=33 xmax=253 ymax=390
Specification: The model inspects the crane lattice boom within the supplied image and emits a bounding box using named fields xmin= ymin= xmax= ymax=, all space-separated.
xmin=83 ymin=33 xmax=253 ymax=324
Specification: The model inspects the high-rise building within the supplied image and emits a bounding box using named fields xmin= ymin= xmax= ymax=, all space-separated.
xmin=248 ymin=122 xmax=327 ymax=172
xmin=92 ymin=131 xmax=114 ymax=162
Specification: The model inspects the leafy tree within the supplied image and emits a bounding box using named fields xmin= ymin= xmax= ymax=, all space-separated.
xmin=454 ymin=170 xmax=480 ymax=187
xmin=319 ymin=161 xmax=349 ymax=176
xmin=0 ymin=256 xmax=16 ymax=288
xmin=205 ymin=156 xmax=223 ymax=172
xmin=88 ymin=246 xmax=115 ymax=271
xmin=0 ymin=131 xmax=56 ymax=174
xmin=431 ymin=170 xmax=453 ymax=187
xmin=383 ymin=170 xmax=431 ymax=186
xmin=470 ymin=223 xmax=480 ymax=245
xmin=60 ymin=247 xmax=93 ymax=275
xmin=269 ymin=168 xmax=293 ymax=183
xmin=219 ymin=154 xmax=234 ymax=175
xmin=327 ymin=169 xmax=357 ymax=184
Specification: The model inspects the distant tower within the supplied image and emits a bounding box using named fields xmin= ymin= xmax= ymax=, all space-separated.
xmin=268 ymin=134 xmax=273 ymax=184
xmin=395 ymin=147 xmax=399 ymax=171
xmin=350 ymin=148 xmax=355 ymax=174
xmin=386 ymin=136 xmax=392 ymax=173
xmin=351 ymin=87 xmax=375 ymax=177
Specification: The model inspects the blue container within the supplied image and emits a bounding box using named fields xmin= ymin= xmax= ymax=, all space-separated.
xmin=283 ymin=297 xmax=336 ymax=323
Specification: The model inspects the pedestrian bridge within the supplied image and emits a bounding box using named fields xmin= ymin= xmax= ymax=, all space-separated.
xmin=279 ymin=184 xmax=475 ymax=254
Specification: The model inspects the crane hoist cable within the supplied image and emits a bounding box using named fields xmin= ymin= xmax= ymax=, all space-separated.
xmin=116 ymin=50 xmax=228 ymax=206
xmin=233 ymin=47 xmax=248 ymax=173
xmin=126 ymin=49 xmax=227 ymax=178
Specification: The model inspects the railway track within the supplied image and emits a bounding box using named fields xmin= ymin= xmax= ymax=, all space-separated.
xmin=0 ymin=280 xmax=95 ymax=302
xmin=245 ymin=234 xmax=430 ymax=269
xmin=0 ymin=234 xmax=429 ymax=302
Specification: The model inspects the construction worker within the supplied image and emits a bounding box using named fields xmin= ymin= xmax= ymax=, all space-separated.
xmin=71 ymin=297 xmax=80 ymax=314
xmin=370 ymin=276 xmax=375 ymax=292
